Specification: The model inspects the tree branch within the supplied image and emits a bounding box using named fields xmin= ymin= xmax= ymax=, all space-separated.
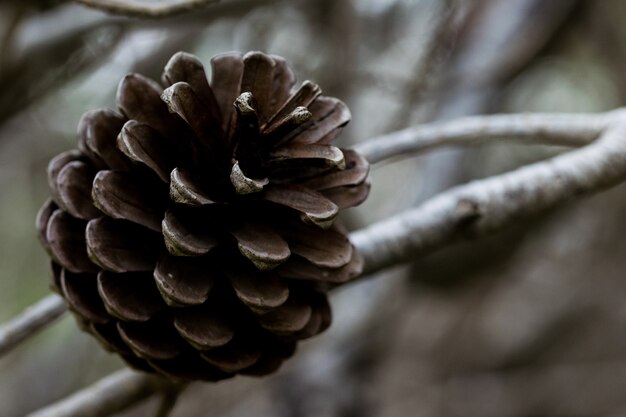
xmin=351 ymin=113 xmax=626 ymax=274
xmin=73 ymin=0 xmax=220 ymax=18
xmin=27 ymin=369 xmax=163 ymax=417
xmin=0 ymin=294 xmax=66 ymax=356
xmin=18 ymin=109 xmax=626 ymax=417
xmin=355 ymin=111 xmax=617 ymax=164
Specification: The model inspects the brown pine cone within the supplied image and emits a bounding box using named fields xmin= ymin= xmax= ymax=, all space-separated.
xmin=36 ymin=51 xmax=370 ymax=381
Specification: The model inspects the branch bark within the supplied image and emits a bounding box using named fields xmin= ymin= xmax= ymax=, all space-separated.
xmin=27 ymin=369 xmax=162 ymax=417
xmin=355 ymin=111 xmax=616 ymax=164
xmin=18 ymin=109 xmax=626 ymax=417
xmin=73 ymin=0 xmax=219 ymax=18
xmin=351 ymin=113 xmax=626 ymax=274
xmin=0 ymin=294 xmax=66 ymax=356
xmin=9 ymin=111 xmax=611 ymax=358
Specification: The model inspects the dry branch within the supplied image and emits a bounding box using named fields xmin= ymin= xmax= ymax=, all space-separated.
xmin=0 ymin=294 xmax=66 ymax=356
xmin=352 ymin=113 xmax=626 ymax=274
xmin=19 ymin=109 xmax=626 ymax=417
xmin=27 ymin=369 xmax=161 ymax=417
xmin=74 ymin=0 xmax=219 ymax=18
xmin=356 ymin=111 xmax=617 ymax=164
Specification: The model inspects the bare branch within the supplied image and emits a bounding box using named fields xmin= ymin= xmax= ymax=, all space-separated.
xmin=351 ymin=113 xmax=626 ymax=275
xmin=0 ymin=294 xmax=66 ymax=356
xmin=18 ymin=109 xmax=626 ymax=417
xmin=73 ymin=0 xmax=220 ymax=18
xmin=356 ymin=111 xmax=617 ymax=164
xmin=27 ymin=369 xmax=165 ymax=417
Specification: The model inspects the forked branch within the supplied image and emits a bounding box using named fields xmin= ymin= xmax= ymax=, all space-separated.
xmin=352 ymin=114 xmax=626 ymax=274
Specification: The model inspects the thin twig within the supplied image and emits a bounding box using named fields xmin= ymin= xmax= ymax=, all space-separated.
xmin=351 ymin=114 xmax=626 ymax=275
xmin=356 ymin=111 xmax=616 ymax=164
xmin=73 ymin=0 xmax=219 ymax=18
xmin=0 ymin=294 xmax=66 ymax=356
xmin=27 ymin=369 xmax=163 ymax=417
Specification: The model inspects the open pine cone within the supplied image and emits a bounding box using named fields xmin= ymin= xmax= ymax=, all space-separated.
xmin=36 ymin=51 xmax=370 ymax=381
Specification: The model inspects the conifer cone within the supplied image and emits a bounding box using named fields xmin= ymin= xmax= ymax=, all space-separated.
xmin=36 ymin=51 xmax=370 ymax=381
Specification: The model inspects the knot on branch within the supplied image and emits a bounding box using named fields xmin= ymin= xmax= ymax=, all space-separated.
xmin=454 ymin=198 xmax=482 ymax=232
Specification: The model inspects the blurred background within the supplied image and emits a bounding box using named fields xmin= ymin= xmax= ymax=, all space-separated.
xmin=2 ymin=0 xmax=626 ymax=415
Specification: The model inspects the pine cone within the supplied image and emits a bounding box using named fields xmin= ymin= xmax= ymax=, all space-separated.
xmin=36 ymin=51 xmax=370 ymax=381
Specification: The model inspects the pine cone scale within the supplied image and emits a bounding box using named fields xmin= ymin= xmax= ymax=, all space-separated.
xmin=154 ymin=254 xmax=215 ymax=306
xmin=301 ymin=148 xmax=369 ymax=190
xmin=47 ymin=150 xmax=84 ymax=207
xmin=36 ymin=199 xmax=57 ymax=256
xmin=257 ymin=296 xmax=312 ymax=334
xmin=47 ymin=210 xmax=98 ymax=273
xmin=169 ymin=167 xmax=216 ymax=206
xmin=241 ymin=51 xmax=277 ymax=123
xmin=288 ymin=97 xmax=351 ymax=145
xmin=91 ymin=322 xmax=133 ymax=354
xmin=91 ymin=170 xmax=166 ymax=231
xmin=277 ymin=249 xmax=364 ymax=284
xmin=263 ymin=185 xmax=338 ymax=228
xmin=200 ymin=343 xmax=261 ymax=373
xmin=85 ymin=217 xmax=161 ymax=273
xmin=297 ymin=294 xmax=331 ymax=339
xmin=162 ymin=52 xmax=221 ymax=123
xmin=225 ymin=266 xmax=289 ymax=313
xmin=97 ymin=271 xmax=165 ymax=322
xmin=277 ymin=223 xmax=353 ymax=269
xmin=322 ymin=181 xmax=371 ymax=209
xmin=78 ymin=109 xmax=130 ymax=171
xmin=117 ymin=120 xmax=176 ymax=183
xmin=265 ymin=80 xmax=321 ymax=130
xmin=60 ymin=270 xmax=109 ymax=324
xmin=230 ymin=222 xmax=291 ymax=270
xmin=116 ymin=74 xmax=183 ymax=141
xmin=160 ymin=82 xmax=225 ymax=165
xmin=55 ymin=160 xmax=100 ymax=220
xmin=117 ymin=320 xmax=185 ymax=360
xmin=268 ymin=143 xmax=345 ymax=169
xmin=161 ymin=209 xmax=218 ymax=256
xmin=173 ymin=307 xmax=234 ymax=349
xmin=210 ymin=53 xmax=244 ymax=136
xmin=149 ymin=354 xmax=231 ymax=381
xmin=266 ymin=55 xmax=295 ymax=113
